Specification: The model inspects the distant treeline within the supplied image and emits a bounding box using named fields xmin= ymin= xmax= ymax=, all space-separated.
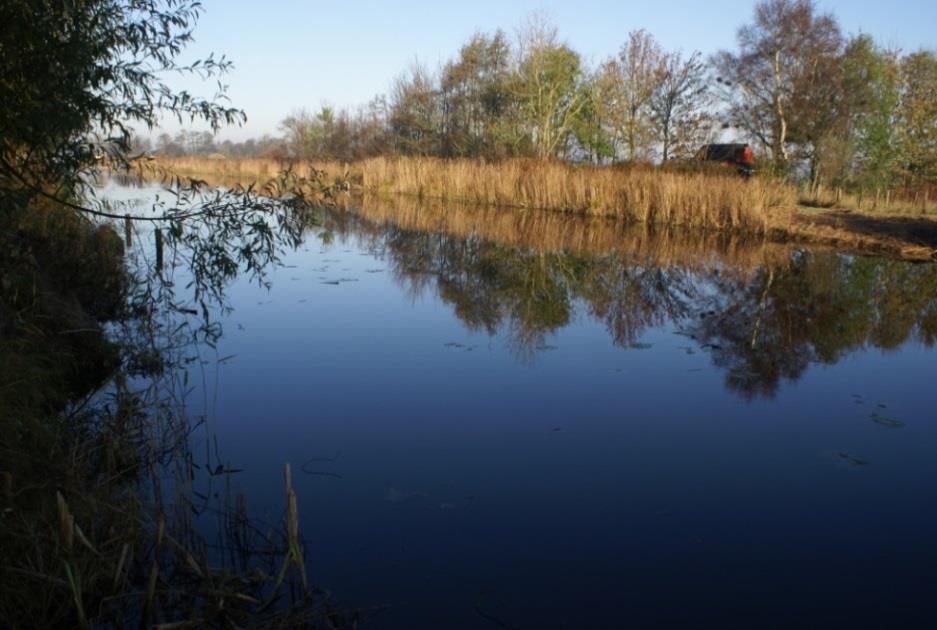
xmin=141 ymin=0 xmax=937 ymax=192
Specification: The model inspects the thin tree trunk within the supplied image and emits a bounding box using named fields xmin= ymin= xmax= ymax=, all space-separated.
xmin=773 ymin=50 xmax=789 ymax=169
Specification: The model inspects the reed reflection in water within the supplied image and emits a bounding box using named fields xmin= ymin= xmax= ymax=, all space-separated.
xmin=321 ymin=197 xmax=937 ymax=397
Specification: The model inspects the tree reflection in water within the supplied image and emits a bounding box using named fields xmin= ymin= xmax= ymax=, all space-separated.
xmin=322 ymin=199 xmax=937 ymax=398
xmin=690 ymin=253 xmax=937 ymax=398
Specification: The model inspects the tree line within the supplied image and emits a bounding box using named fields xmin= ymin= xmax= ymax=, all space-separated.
xmin=147 ymin=0 xmax=937 ymax=192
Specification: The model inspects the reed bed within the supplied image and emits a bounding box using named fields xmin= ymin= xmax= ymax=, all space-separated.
xmin=148 ymin=156 xmax=350 ymax=184
xmin=147 ymin=156 xmax=937 ymax=224
xmin=142 ymin=156 xmax=936 ymax=258
xmin=147 ymin=156 xmax=796 ymax=233
xmin=359 ymin=157 xmax=795 ymax=232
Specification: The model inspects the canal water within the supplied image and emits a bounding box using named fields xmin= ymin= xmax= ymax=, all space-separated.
xmin=104 ymin=180 xmax=937 ymax=628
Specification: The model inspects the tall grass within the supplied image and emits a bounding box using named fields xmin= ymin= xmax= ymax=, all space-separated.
xmin=145 ymin=156 xmax=796 ymax=233
xmin=149 ymin=156 xmax=349 ymax=184
xmin=359 ymin=157 xmax=795 ymax=232
xmin=141 ymin=157 xmax=937 ymax=259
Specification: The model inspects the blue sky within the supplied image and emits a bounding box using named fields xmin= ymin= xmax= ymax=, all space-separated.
xmin=167 ymin=0 xmax=937 ymax=140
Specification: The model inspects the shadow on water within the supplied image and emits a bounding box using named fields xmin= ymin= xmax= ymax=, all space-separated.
xmin=317 ymin=197 xmax=937 ymax=399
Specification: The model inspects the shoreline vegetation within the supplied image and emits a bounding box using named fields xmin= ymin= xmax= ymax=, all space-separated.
xmin=0 ymin=199 xmax=349 ymax=628
xmin=2 ymin=1 xmax=352 ymax=623
xmin=141 ymin=156 xmax=937 ymax=261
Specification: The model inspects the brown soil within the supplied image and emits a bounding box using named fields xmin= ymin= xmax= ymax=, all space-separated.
xmin=786 ymin=210 xmax=937 ymax=261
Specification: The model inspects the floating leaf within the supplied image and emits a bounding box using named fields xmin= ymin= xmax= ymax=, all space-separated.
xmin=833 ymin=451 xmax=870 ymax=467
xmin=869 ymin=413 xmax=905 ymax=429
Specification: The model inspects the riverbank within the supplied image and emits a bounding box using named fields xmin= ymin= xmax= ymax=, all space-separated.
xmin=142 ymin=156 xmax=937 ymax=261
xmin=0 ymin=200 xmax=348 ymax=627
xmin=1 ymin=202 xmax=135 ymax=625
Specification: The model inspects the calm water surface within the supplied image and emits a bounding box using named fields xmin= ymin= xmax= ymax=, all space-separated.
xmin=107 ymin=182 xmax=937 ymax=628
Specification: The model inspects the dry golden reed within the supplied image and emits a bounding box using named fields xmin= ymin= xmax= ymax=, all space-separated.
xmin=148 ymin=156 xmax=796 ymax=233
xmin=358 ymin=157 xmax=795 ymax=232
xmin=141 ymin=157 xmax=937 ymax=259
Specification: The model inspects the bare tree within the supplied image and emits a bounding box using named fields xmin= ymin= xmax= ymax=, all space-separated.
xmin=712 ymin=0 xmax=843 ymax=173
xmin=599 ymin=30 xmax=663 ymax=161
xmin=649 ymin=51 xmax=712 ymax=160
xmin=352 ymin=95 xmax=393 ymax=158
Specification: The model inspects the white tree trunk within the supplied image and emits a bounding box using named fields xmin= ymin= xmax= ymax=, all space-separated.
xmin=773 ymin=50 xmax=789 ymax=167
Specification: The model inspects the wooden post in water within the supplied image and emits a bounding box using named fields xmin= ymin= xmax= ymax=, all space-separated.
xmin=155 ymin=228 xmax=163 ymax=272
xmin=124 ymin=215 xmax=132 ymax=247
